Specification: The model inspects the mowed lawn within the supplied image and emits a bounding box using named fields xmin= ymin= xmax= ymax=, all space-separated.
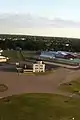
xmin=0 ymin=94 xmax=80 ymax=120
xmin=2 ymin=50 xmax=22 ymax=62
xmin=2 ymin=50 xmax=37 ymax=62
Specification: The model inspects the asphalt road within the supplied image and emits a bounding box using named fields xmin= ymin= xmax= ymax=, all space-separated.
xmin=0 ymin=63 xmax=16 ymax=72
xmin=0 ymin=62 xmax=60 ymax=72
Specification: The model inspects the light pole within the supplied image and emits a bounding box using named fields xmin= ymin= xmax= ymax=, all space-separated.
xmin=65 ymin=43 xmax=69 ymax=51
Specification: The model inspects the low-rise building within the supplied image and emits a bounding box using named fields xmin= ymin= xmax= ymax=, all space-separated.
xmin=40 ymin=51 xmax=76 ymax=59
xmin=0 ymin=56 xmax=9 ymax=62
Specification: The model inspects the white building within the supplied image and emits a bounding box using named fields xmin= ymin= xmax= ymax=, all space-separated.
xmin=33 ymin=61 xmax=45 ymax=72
xmin=0 ymin=56 xmax=9 ymax=62
xmin=0 ymin=49 xmax=9 ymax=62
xmin=0 ymin=50 xmax=3 ymax=55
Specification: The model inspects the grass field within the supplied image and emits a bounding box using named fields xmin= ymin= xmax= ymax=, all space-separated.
xmin=59 ymin=78 xmax=80 ymax=95
xmin=22 ymin=51 xmax=37 ymax=58
xmin=2 ymin=50 xmax=22 ymax=62
xmin=0 ymin=93 xmax=80 ymax=120
xmin=2 ymin=50 xmax=37 ymax=62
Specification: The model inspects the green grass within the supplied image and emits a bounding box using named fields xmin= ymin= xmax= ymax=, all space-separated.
xmin=2 ymin=50 xmax=20 ymax=62
xmin=22 ymin=51 xmax=37 ymax=58
xmin=2 ymin=50 xmax=17 ymax=61
xmin=59 ymin=78 xmax=80 ymax=94
xmin=0 ymin=93 xmax=80 ymax=120
xmin=2 ymin=50 xmax=37 ymax=62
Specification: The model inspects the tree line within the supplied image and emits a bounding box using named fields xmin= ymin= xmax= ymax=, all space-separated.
xmin=0 ymin=35 xmax=80 ymax=52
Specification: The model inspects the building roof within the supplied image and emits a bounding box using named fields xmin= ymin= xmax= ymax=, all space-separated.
xmin=0 ymin=56 xmax=6 ymax=59
xmin=0 ymin=50 xmax=3 ymax=53
xmin=40 ymin=51 xmax=75 ymax=59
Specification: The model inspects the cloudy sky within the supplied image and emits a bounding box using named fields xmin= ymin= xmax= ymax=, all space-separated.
xmin=0 ymin=0 xmax=80 ymax=38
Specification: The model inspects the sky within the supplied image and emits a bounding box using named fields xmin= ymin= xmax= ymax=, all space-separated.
xmin=0 ymin=0 xmax=80 ymax=21
xmin=0 ymin=0 xmax=80 ymax=38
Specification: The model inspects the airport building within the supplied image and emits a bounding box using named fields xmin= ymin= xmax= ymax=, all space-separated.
xmin=40 ymin=51 xmax=76 ymax=59
xmin=0 ymin=50 xmax=9 ymax=62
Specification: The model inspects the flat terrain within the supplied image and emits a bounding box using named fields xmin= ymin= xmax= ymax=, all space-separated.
xmin=1 ymin=51 xmax=80 ymax=120
xmin=59 ymin=78 xmax=80 ymax=95
xmin=0 ymin=64 xmax=80 ymax=119
xmin=2 ymin=50 xmax=37 ymax=62
xmin=0 ymin=68 xmax=64 ymax=97
xmin=0 ymin=64 xmax=80 ymax=97
xmin=0 ymin=93 xmax=80 ymax=120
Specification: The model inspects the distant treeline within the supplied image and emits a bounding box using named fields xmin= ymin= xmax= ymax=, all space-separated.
xmin=0 ymin=34 xmax=80 ymax=52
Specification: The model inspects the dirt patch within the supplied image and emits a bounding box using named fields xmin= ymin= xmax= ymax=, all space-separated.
xmin=0 ymin=68 xmax=80 ymax=97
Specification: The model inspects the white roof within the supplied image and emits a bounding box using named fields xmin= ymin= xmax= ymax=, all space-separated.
xmin=0 ymin=56 xmax=6 ymax=59
xmin=57 ymin=51 xmax=68 ymax=55
xmin=0 ymin=50 xmax=3 ymax=53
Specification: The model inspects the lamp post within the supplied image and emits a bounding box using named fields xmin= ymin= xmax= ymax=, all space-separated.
xmin=66 ymin=44 xmax=69 ymax=47
xmin=65 ymin=43 xmax=69 ymax=51
xmin=16 ymin=62 xmax=20 ymax=76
